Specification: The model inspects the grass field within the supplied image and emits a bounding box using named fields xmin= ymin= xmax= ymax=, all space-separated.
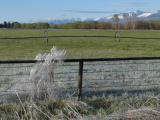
xmin=1 ymin=29 xmax=160 ymax=119
xmin=1 ymin=29 xmax=160 ymax=60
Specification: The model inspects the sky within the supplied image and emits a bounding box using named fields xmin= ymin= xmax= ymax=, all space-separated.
xmin=0 ymin=0 xmax=160 ymax=23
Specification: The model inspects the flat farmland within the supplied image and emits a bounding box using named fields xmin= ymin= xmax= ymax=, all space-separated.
xmin=1 ymin=29 xmax=160 ymax=119
xmin=1 ymin=29 xmax=160 ymax=60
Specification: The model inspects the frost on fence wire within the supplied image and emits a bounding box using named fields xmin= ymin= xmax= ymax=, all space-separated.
xmin=1 ymin=58 xmax=160 ymax=101
xmin=0 ymin=63 xmax=34 ymax=101
xmin=0 ymin=62 xmax=79 ymax=102
xmin=81 ymin=60 xmax=160 ymax=97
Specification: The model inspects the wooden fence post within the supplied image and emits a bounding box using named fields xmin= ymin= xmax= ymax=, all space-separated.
xmin=78 ymin=61 xmax=83 ymax=98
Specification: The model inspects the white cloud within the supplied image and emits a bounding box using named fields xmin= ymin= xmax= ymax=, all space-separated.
xmin=122 ymin=8 xmax=130 ymax=11
xmin=59 ymin=10 xmax=121 ymax=14
xmin=108 ymin=2 xmax=148 ymax=7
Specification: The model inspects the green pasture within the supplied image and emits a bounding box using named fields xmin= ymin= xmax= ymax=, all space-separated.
xmin=1 ymin=29 xmax=160 ymax=60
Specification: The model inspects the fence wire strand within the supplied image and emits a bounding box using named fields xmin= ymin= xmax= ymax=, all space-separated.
xmin=0 ymin=35 xmax=160 ymax=40
xmin=1 ymin=59 xmax=160 ymax=101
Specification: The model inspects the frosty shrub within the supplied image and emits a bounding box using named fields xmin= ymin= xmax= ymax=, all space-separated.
xmin=29 ymin=46 xmax=66 ymax=100
xmin=7 ymin=46 xmax=66 ymax=102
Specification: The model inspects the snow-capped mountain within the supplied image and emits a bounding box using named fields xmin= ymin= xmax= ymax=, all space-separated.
xmin=138 ymin=9 xmax=160 ymax=21
xmin=28 ymin=9 xmax=160 ymax=24
xmin=95 ymin=9 xmax=160 ymax=23
xmin=28 ymin=18 xmax=92 ymax=24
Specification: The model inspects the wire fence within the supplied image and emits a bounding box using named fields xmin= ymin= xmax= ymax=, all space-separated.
xmin=1 ymin=35 xmax=160 ymax=40
xmin=1 ymin=57 xmax=160 ymax=102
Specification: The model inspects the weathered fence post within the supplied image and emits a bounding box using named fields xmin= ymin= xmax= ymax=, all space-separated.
xmin=44 ymin=30 xmax=48 ymax=42
xmin=78 ymin=61 xmax=83 ymax=98
xmin=115 ymin=31 xmax=121 ymax=42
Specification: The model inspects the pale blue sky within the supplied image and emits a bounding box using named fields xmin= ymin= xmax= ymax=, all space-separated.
xmin=0 ymin=0 xmax=159 ymax=23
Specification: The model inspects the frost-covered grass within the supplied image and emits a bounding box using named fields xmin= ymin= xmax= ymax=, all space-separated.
xmin=1 ymin=93 xmax=160 ymax=119
xmin=1 ymin=29 xmax=160 ymax=60
xmin=1 ymin=58 xmax=160 ymax=119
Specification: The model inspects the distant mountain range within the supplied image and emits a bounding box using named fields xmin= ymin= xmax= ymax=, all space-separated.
xmin=95 ymin=9 xmax=160 ymax=23
xmin=29 ymin=9 xmax=160 ymax=24
xmin=28 ymin=18 xmax=92 ymax=24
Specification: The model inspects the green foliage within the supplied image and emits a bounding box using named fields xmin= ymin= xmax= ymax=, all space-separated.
xmin=12 ymin=22 xmax=21 ymax=29
xmin=0 ymin=102 xmax=20 ymax=120
xmin=97 ymin=22 xmax=112 ymax=29
xmin=112 ymin=14 xmax=120 ymax=29
xmin=49 ymin=23 xmax=57 ymax=29
xmin=62 ymin=21 xmax=82 ymax=29
xmin=149 ymin=20 xmax=160 ymax=30
xmin=57 ymin=21 xmax=112 ymax=29
xmin=7 ymin=22 xmax=11 ymax=28
xmin=20 ymin=22 xmax=49 ymax=29
xmin=3 ymin=21 xmax=7 ymax=28
xmin=1 ymin=18 xmax=160 ymax=30
xmin=55 ymin=19 xmax=160 ymax=30
xmin=136 ymin=21 xmax=150 ymax=29
xmin=124 ymin=21 xmax=132 ymax=29
xmin=0 ymin=24 xmax=3 ymax=28
xmin=2 ymin=19 xmax=160 ymax=30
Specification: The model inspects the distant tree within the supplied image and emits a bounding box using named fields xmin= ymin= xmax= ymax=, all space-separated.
xmin=131 ymin=14 xmax=137 ymax=30
xmin=50 ymin=23 xmax=57 ymax=29
xmin=11 ymin=22 xmax=21 ymax=28
xmin=64 ymin=23 xmax=72 ymax=29
xmin=28 ymin=24 xmax=34 ymax=29
xmin=89 ymin=21 xmax=98 ymax=29
xmin=135 ymin=21 xmax=150 ymax=29
xmin=21 ymin=23 xmax=26 ymax=29
xmin=32 ymin=23 xmax=36 ymax=29
xmin=20 ymin=22 xmax=49 ymax=29
xmin=98 ymin=22 xmax=112 ymax=29
xmin=154 ymin=21 xmax=160 ymax=30
xmin=80 ymin=21 xmax=98 ymax=29
xmin=56 ymin=24 xmax=64 ymax=29
xmin=35 ymin=22 xmax=49 ymax=29
xmin=56 ymin=21 xmax=113 ymax=30
xmin=124 ymin=13 xmax=129 ymax=23
xmin=0 ymin=24 xmax=3 ymax=28
xmin=112 ymin=14 xmax=121 ymax=29
xmin=81 ymin=21 xmax=90 ymax=29
xmin=4 ymin=21 xmax=7 ymax=28
xmin=72 ymin=21 xmax=82 ymax=29
xmin=7 ymin=22 xmax=11 ymax=28
xmin=123 ymin=13 xmax=132 ymax=29
xmin=149 ymin=20 xmax=160 ymax=30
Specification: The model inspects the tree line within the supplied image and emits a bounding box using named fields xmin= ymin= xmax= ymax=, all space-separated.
xmin=50 ymin=20 xmax=160 ymax=30
xmin=0 ymin=21 xmax=49 ymax=29
xmin=1 ymin=14 xmax=160 ymax=30
xmin=0 ymin=21 xmax=11 ymax=28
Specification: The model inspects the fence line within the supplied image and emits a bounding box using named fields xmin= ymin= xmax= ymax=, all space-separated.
xmin=1 ymin=57 xmax=160 ymax=64
xmin=0 ymin=35 xmax=160 ymax=40
xmin=1 ymin=56 xmax=160 ymax=99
